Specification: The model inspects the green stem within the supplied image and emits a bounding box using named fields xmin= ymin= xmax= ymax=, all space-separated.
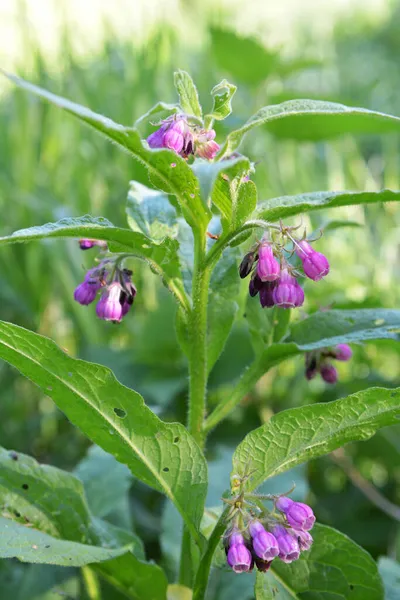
xmin=187 ymin=231 xmax=211 ymax=447
xmin=179 ymin=526 xmax=195 ymax=587
xmin=82 ymin=566 xmax=101 ymax=600
xmin=203 ymin=360 xmax=263 ymax=433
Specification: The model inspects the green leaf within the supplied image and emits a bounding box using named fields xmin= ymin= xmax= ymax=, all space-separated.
xmin=74 ymin=445 xmax=132 ymax=520
xmin=205 ymin=80 xmax=237 ymax=126
xmin=323 ymin=219 xmax=363 ymax=232
xmin=378 ymin=557 xmax=400 ymax=600
xmin=135 ymin=101 xmax=180 ymax=129
xmin=0 ymin=215 xmax=189 ymax=311
xmin=220 ymin=100 xmax=400 ymax=156
xmin=0 ymin=517 xmax=128 ymax=567
xmin=191 ymin=156 xmax=250 ymax=208
xmin=232 ymin=387 xmax=400 ymax=492
xmin=255 ymin=524 xmax=383 ymax=600
xmin=210 ymin=28 xmax=278 ymax=86
xmin=0 ymin=321 xmax=208 ymax=545
xmin=173 ymin=70 xmax=202 ymax=118
xmin=289 ymin=309 xmax=400 ymax=350
xmin=232 ymin=180 xmax=257 ymax=231
xmin=127 ymin=181 xmax=179 ymax=240
xmin=206 ymin=157 xmax=251 ymax=230
xmin=1 ymin=71 xmax=210 ymax=230
xmin=255 ymin=189 xmax=400 ymax=222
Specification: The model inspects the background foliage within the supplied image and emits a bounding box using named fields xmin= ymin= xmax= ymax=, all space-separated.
xmin=0 ymin=1 xmax=400 ymax=598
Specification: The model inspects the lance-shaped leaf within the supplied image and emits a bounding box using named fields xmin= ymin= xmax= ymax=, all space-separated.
xmin=220 ymin=99 xmax=400 ymax=155
xmin=0 ymin=215 xmax=189 ymax=311
xmin=0 ymin=517 xmax=129 ymax=567
xmin=135 ymin=101 xmax=180 ymax=130
xmin=232 ymin=387 xmax=400 ymax=492
xmin=254 ymin=189 xmax=400 ymax=222
xmin=255 ymin=524 xmax=383 ymax=600
xmin=289 ymin=309 xmax=400 ymax=349
xmin=205 ymin=79 xmax=237 ymax=126
xmin=0 ymin=321 xmax=208 ymax=545
xmin=1 ymin=70 xmax=210 ymax=231
xmin=174 ymin=70 xmax=202 ymax=118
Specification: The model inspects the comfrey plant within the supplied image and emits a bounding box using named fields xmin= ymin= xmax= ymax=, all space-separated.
xmin=0 ymin=68 xmax=400 ymax=599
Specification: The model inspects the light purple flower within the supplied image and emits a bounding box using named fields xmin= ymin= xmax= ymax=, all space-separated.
xmin=272 ymin=525 xmax=300 ymax=563
xmin=257 ymin=243 xmax=280 ymax=282
xmin=272 ymin=269 xmax=304 ymax=308
xmin=276 ymin=498 xmax=315 ymax=531
xmin=296 ymin=241 xmax=329 ymax=281
xmin=147 ymin=117 xmax=192 ymax=156
xmin=249 ymin=521 xmax=279 ymax=561
xmin=334 ymin=343 xmax=353 ymax=361
xmin=320 ymin=363 xmax=338 ymax=384
xmin=74 ymin=281 xmax=100 ymax=305
xmin=96 ymin=282 xmax=124 ymax=322
xmin=226 ymin=532 xmax=253 ymax=573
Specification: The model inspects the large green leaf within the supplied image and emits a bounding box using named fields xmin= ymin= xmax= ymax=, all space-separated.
xmin=0 ymin=215 xmax=189 ymax=311
xmin=0 ymin=517 xmax=128 ymax=567
xmin=232 ymin=387 xmax=400 ymax=492
xmin=289 ymin=309 xmax=400 ymax=349
xmin=0 ymin=321 xmax=207 ymax=545
xmin=174 ymin=70 xmax=202 ymax=118
xmin=1 ymin=71 xmax=210 ymax=230
xmin=255 ymin=189 xmax=400 ymax=222
xmin=255 ymin=525 xmax=383 ymax=599
xmin=220 ymin=100 xmax=400 ymax=155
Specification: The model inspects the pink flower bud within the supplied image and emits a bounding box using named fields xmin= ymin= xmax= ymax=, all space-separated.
xmin=296 ymin=241 xmax=329 ymax=281
xmin=257 ymin=243 xmax=280 ymax=282
xmin=334 ymin=343 xmax=352 ymax=361
xmin=320 ymin=363 xmax=338 ymax=384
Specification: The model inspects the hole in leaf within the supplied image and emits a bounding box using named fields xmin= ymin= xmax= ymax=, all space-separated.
xmin=14 ymin=511 xmax=21 ymax=518
xmin=9 ymin=451 xmax=18 ymax=461
xmin=163 ymin=467 xmax=170 ymax=472
xmin=374 ymin=318 xmax=385 ymax=326
xmin=45 ymin=545 xmax=50 ymax=549
xmin=22 ymin=484 xmax=29 ymax=491
xmin=114 ymin=408 xmax=126 ymax=418
xmin=173 ymin=437 xmax=180 ymax=443
xmin=349 ymin=585 xmax=354 ymax=591
xmin=67 ymin=372 xmax=73 ymax=377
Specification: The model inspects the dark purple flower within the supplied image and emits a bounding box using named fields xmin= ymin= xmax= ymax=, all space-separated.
xmin=272 ymin=269 xmax=304 ymax=308
xmin=305 ymin=353 xmax=318 ymax=380
xmin=334 ymin=343 xmax=352 ymax=361
xmin=254 ymin=558 xmax=272 ymax=572
xmin=272 ymin=525 xmax=300 ymax=563
xmin=294 ymin=529 xmax=313 ymax=551
xmin=296 ymin=241 xmax=329 ymax=281
xmin=276 ymin=498 xmax=315 ymax=531
xmin=249 ymin=275 xmax=263 ymax=297
xmin=259 ymin=281 xmax=276 ymax=308
xmin=257 ymin=243 xmax=280 ymax=282
xmin=120 ymin=269 xmax=137 ymax=317
xmin=73 ymin=281 xmax=100 ymax=305
xmin=249 ymin=521 xmax=279 ymax=561
xmin=320 ymin=363 xmax=338 ymax=384
xmin=226 ymin=532 xmax=253 ymax=573
xmin=96 ymin=282 xmax=125 ymax=322
xmin=79 ymin=239 xmax=97 ymax=250
xmin=239 ymin=252 xmax=256 ymax=279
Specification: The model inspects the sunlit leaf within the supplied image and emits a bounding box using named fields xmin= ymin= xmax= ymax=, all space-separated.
xmin=174 ymin=70 xmax=202 ymax=118
xmin=127 ymin=181 xmax=179 ymax=240
xmin=205 ymin=79 xmax=237 ymax=125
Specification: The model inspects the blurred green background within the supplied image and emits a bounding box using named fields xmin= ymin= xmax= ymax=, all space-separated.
xmin=0 ymin=0 xmax=400 ymax=595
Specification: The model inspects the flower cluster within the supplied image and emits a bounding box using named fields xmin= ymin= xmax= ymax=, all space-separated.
xmin=240 ymin=228 xmax=329 ymax=310
xmin=224 ymin=492 xmax=315 ymax=574
xmin=305 ymin=343 xmax=353 ymax=384
xmin=147 ymin=115 xmax=220 ymax=160
xmin=74 ymin=240 xmax=136 ymax=323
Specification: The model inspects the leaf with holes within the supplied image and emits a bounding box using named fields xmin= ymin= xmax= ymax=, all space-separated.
xmin=174 ymin=70 xmax=202 ymax=118
xmin=232 ymin=387 xmax=400 ymax=491
xmin=127 ymin=181 xmax=179 ymax=240
xmin=0 ymin=517 xmax=129 ymax=567
xmin=288 ymin=309 xmax=400 ymax=350
xmin=205 ymin=79 xmax=237 ymax=126
xmin=255 ymin=525 xmax=383 ymax=600
xmin=254 ymin=189 xmax=400 ymax=222
xmin=0 ymin=215 xmax=188 ymax=311
xmin=0 ymin=321 xmax=208 ymax=545
xmin=1 ymin=71 xmax=210 ymax=231
xmin=220 ymin=100 xmax=400 ymax=155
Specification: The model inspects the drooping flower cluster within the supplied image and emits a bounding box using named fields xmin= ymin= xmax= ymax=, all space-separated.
xmin=305 ymin=343 xmax=353 ymax=384
xmin=224 ymin=475 xmax=315 ymax=574
xmin=74 ymin=240 xmax=136 ymax=323
xmin=224 ymin=494 xmax=315 ymax=573
xmin=147 ymin=115 xmax=220 ymax=160
xmin=240 ymin=226 xmax=329 ymax=310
